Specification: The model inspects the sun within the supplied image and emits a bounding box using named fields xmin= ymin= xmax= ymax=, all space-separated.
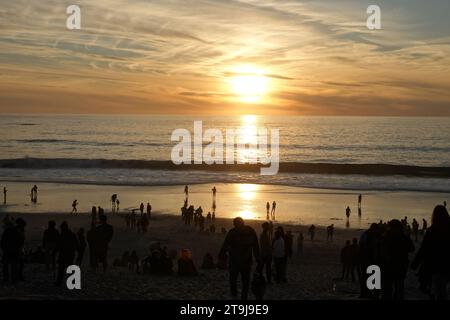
xmin=230 ymin=66 xmax=269 ymax=103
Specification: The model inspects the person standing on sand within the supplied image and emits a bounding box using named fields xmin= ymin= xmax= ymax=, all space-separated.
xmin=111 ymin=194 xmax=117 ymax=213
xmin=55 ymin=221 xmax=78 ymax=286
xmin=146 ymin=202 xmax=152 ymax=218
xmin=259 ymin=222 xmax=272 ymax=284
xmin=91 ymin=206 xmax=97 ymax=225
xmin=327 ymin=224 xmax=334 ymax=241
xmin=271 ymin=201 xmax=277 ymax=220
xmin=266 ymin=202 xmax=270 ymax=220
xmin=71 ymin=200 xmax=78 ymax=214
xmin=116 ymin=199 xmax=120 ymax=213
xmin=412 ymin=219 xmax=419 ymax=242
xmin=42 ymin=221 xmax=59 ymax=273
xmin=3 ymin=187 xmax=6 ymax=205
xmin=212 ymin=186 xmax=217 ymax=199
xmin=86 ymin=223 xmax=98 ymax=270
xmin=139 ymin=203 xmax=144 ymax=215
xmin=220 ymin=217 xmax=260 ymax=300
xmin=184 ymin=185 xmax=189 ymax=198
xmin=76 ymin=228 xmax=86 ymax=266
xmin=272 ymin=230 xmax=287 ymax=283
xmin=32 ymin=185 xmax=38 ymax=202
xmin=1 ymin=218 xmax=25 ymax=283
xmin=308 ymin=224 xmax=316 ymax=241
xmin=422 ymin=218 xmax=428 ymax=235
xmin=94 ymin=215 xmax=114 ymax=273
xmin=358 ymin=194 xmax=362 ymax=209
xmin=297 ymin=232 xmax=304 ymax=255
xmin=412 ymin=205 xmax=450 ymax=300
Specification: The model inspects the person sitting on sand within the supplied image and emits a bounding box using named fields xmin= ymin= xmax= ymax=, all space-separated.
xmin=201 ymin=253 xmax=215 ymax=269
xmin=178 ymin=249 xmax=197 ymax=276
xmin=308 ymin=224 xmax=316 ymax=241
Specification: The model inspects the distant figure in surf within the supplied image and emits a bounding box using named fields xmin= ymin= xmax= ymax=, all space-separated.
xmin=71 ymin=200 xmax=78 ymax=214
xmin=139 ymin=202 xmax=144 ymax=215
xmin=184 ymin=185 xmax=189 ymax=198
xmin=346 ymin=206 xmax=351 ymax=219
xmin=212 ymin=186 xmax=217 ymax=199
xmin=3 ymin=187 xmax=6 ymax=205
xmin=266 ymin=202 xmax=270 ymax=220
xmin=271 ymin=201 xmax=277 ymax=220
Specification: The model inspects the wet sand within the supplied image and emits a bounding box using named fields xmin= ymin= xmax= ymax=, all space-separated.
xmin=0 ymin=182 xmax=447 ymax=228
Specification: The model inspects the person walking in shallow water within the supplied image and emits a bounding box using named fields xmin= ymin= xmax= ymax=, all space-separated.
xmin=346 ymin=206 xmax=351 ymax=219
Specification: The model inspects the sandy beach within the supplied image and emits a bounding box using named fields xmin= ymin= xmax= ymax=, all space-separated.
xmin=0 ymin=209 xmax=434 ymax=300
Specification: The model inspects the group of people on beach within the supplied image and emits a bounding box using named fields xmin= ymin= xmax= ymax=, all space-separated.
xmin=338 ymin=204 xmax=450 ymax=300
xmin=265 ymin=201 xmax=277 ymax=220
xmin=1 ymin=211 xmax=114 ymax=286
xmin=123 ymin=202 xmax=152 ymax=233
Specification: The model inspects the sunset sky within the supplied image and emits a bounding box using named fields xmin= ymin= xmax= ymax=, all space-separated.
xmin=0 ymin=0 xmax=449 ymax=116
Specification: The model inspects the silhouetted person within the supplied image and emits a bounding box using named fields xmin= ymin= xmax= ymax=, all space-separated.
xmin=111 ymin=194 xmax=117 ymax=212
xmin=308 ymin=224 xmax=316 ymax=241
xmin=341 ymin=240 xmax=352 ymax=280
xmin=271 ymin=201 xmax=277 ymax=220
xmin=359 ymin=223 xmax=381 ymax=299
xmin=91 ymin=206 xmax=97 ymax=225
xmin=412 ymin=205 xmax=450 ymax=300
xmin=32 ymin=185 xmax=38 ymax=202
xmin=259 ymin=222 xmax=272 ymax=284
xmin=444 ymin=201 xmax=447 ymax=208
xmin=184 ymin=185 xmax=189 ymax=198
xmin=146 ymin=202 xmax=152 ymax=218
xmin=71 ymin=200 xmax=78 ymax=214
xmin=212 ymin=186 xmax=217 ymax=199
xmin=273 ymin=230 xmax=287 ymax=283
xmin=346 ymin=206 xmax=351 ymax=219
xmin=297 ymin=232 xmax=304 ymax=255
xmin=422 ymin=218 xmax=428 ymax=234
xmin=285 ymin=231 xmax=293 ymax=259
xmin=412 ymin=218 xmax=419 ymax=242
xmin=3 ymin=187 xmax=6 ymax=205
xmin=1 ymin=218 xmax=25 ymax=283
xmin=206 ymin=212 xmax=212 ymax=221
xmin=94 ymin=215 xmax=114 ymax=273
xmin=178 ymin=249 xmax=197 ymax=276
xmin=350 ymin=238 xmax=360 ymax=282
xmin=76 ymin=228 xmax=86 ymax=266
xmin=327 ymin=224 xmax=334 ymax=241
xmin=380 ymin=219 xmax=415 ymax=300
xmin=116 ymin=199 xmax=120 ymax=213
xmin=201 ymin=253 xmax=215 ymax=269
xmin=43 ymin=220 xmax=59 ymax=273
xmin=220 ymin=217 xmax=260 ymax=300
xmin=358 ymin=194 xmax=362 ymax=210
xmin=139 ymin=203 xmax=144 ymax=215
xmin=266 ymin=202 xmax=270 ymax=220
xmin=86 ymin=223 xmax=97 ymax=270
xmin=55 ymin=221 xmax=79 ymax=286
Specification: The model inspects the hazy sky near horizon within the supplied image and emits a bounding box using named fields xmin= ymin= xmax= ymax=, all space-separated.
xmin=0 ymin=0 xmax=449 ymax=115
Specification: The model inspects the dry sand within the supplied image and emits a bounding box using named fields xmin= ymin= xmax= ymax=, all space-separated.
xmin=0 ymin=211 xmax=430 ymax=300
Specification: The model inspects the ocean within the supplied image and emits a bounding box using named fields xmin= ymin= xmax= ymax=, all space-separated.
xmin=0 ymin=114 xmax=449 ymax=192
